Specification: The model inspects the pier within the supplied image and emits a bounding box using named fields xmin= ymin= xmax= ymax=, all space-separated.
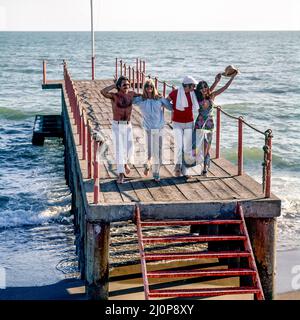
xmin=41 ymin=59 xmax=281 ymax=300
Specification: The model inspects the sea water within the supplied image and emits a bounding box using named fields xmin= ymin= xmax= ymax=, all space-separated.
xmin=0 ymin=31 xmax=299 ymax=287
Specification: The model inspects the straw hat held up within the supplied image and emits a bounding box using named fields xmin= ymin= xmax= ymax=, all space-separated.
xmin=222 ymin=65 xmax=240 ymax=77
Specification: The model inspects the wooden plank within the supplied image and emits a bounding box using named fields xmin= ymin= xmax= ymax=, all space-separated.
xmin=213 ymin=158 xmax=264 ymax=197
xmin=100 ymin=179 xmax=124 ymax=203
xmin=128 ymin=166 xmax=155 ymax=202
xmin=157 ymin=166 xmax=188 ymax=201
xmin=209 ymin=161 xmax=256 ymax=199
xmin=163 ymin=164 xmax=204 ymax=201
xmin=135 ymin=165 xmax=172 ymax=202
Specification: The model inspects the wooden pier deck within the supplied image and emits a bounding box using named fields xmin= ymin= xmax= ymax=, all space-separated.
xmin=70 ymin=79 xmax=280 ymax=221
xmin=43 ymin=61 xmax=281 ymax=300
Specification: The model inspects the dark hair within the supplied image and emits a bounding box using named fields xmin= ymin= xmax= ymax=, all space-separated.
xmin=195 ymin=81 xmax=209 ymax=101
xmin=116 ymin=76 xmax=129 ymax=91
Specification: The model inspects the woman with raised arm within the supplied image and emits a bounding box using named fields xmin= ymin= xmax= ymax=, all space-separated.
xmin=194 ymin=66 xmax=238 ymax=176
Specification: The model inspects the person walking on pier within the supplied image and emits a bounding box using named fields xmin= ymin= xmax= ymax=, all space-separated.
xmin=101 ymin=76 xmax=139 ymax=184
xmin=133 ymin=79 xmax=173 ymax=182
xmin=194 ymin=66 xmax=238 ymax=176
xmin=167 ymin=76 xmax=199 ymax=178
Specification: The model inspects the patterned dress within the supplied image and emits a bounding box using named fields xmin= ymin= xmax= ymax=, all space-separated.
xmin=193 ymin=99 xmax=215 ymax=167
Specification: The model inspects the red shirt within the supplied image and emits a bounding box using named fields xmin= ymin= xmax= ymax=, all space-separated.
xmin=169 ymin=89 xmax=194 ymax=123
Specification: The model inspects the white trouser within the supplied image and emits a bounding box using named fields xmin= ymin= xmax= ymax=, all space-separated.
xmin=112 ymin=121 xmax=134 ymax=174
xmin=145 ymin=128 xmax=163 ymax=176
xmin=173 ymin=121 xmax=194 ymax=175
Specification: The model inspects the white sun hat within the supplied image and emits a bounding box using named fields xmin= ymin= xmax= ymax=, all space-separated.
xmin=182 ymin=75 xmax=198 ymax=85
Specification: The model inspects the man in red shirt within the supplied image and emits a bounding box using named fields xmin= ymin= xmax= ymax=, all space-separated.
xmin=167 ymin=76 xmax=199 ymax=177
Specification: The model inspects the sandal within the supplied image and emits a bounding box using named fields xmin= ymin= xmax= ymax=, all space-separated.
xmin=153 ymin=173 xmax=160 ymax=182
xmin=201 ymin=169 xmax=208 ymax=177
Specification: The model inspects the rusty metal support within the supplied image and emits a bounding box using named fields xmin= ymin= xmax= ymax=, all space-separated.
xmin=245 ymin=217 xmax=276 ymax=300
xmin=86 ymin=221 xmax=110 ymax=300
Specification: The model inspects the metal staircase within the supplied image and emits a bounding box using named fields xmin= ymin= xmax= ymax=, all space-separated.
xmin=134 ymin=203 xmax=264 ymax=300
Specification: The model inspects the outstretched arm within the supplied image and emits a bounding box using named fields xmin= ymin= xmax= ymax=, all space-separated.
xmin=100 ymin=84 xmax=116 ymax=99
xmin=211 ymin=73 xmax=237 ymax=99
xmin=210 ymin=73 xmax=222 ymax=92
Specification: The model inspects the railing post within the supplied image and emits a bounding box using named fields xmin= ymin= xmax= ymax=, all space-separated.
xmin=42 ymin=60 xmax=47 ymax=84
xmin=128 ymin=66 xmax=131 ymax=85
xmin=87 ymin=125 xmax=92 ymax=179
xmin=136 ymin=69 xmax=140 ymax=94
xmin=154 ymin=77 xmax=158 ymax=90
xmin=82 ymin=113 xmax=86 ymax=160
xmin=78 ymin=110 xmax=82 ymax=145
xmin=238 ymin=116 xmax=244 ymax=175
xmin=91 ymin=56 xmax=95 ymax=80
xmin=265 ymin=131 xmax=273 ymax=198
xmin=93 ymin=139 xmax=99 ymax=204
xmin=136 ymin=58 xmax=139 ymax=74
xmin=120 ymin=60 xmax=123 ymax=76
xmin=115 ymin=58 xmax=118 ymax=80
xmin=216 ymin=106 xmax=221 ymax=159
xmin=163 ymin=82 xmax=166 ymax=97
xmin=141 ymin=72 xmax=145 ymax=89
xmin=124 ymin=63 xmax=126 ymax=77
xmin=132 ymin=68 xmax=135 ymax=90
xmin=143 ymin=60 xmax=146 ymax=74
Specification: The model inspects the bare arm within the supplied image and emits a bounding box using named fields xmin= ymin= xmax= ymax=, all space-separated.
xmin=211 ymin=73 xmax=237 ymax=99
xmin=100 ymin=84 xmax=116 ymax=99
xmin=210 ymin=73 xmax=222 ymax=92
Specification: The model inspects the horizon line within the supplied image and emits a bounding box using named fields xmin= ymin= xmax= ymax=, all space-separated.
xmin=1 ymin=29 xmax=300 ymax=32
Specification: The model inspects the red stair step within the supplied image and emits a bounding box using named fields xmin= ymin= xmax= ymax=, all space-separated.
xmin=143 ymin=235 xmax=247 ymax=243
xmin=148 ymin=286 xmax=260 ymax=298
xmin=145 ymin=250 xmax=251 ymax=261
xmin=141 ymin=219 xmax=241 ymax=227
xmin=147 ymin=268 xmax=256 ymax=278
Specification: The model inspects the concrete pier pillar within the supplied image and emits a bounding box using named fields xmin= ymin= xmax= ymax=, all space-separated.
xmin=86 ymin=221 xmax=110 ymax=300
xmin=246 ymin=217 xmax=277 ymax=300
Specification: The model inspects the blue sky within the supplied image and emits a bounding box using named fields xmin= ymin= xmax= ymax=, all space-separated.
xmin=0 ymin=0 xmax=300 ymax=31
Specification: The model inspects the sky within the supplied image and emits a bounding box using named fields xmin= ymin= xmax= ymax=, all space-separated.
xmin=0 ymin=0 xmax=300 ymax=31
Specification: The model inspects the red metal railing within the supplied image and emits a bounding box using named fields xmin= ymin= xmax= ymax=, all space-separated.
xmin=63 ymin=61 xmax=104 ymax=204
xmin=115 ymin=58 xmax=273 ymax=198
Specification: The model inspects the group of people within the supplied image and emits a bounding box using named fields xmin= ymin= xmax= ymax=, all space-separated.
xmin=101 ymin=66 xmax=238 ymax=184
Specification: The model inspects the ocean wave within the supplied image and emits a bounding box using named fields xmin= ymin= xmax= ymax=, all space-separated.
xmin=0 ymin=205 xmax=72 ymax=229
xmin=0 ymin=106 xmax=37 ymax=120
xmin=223 ymin=146 xmax=299 ymax=170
